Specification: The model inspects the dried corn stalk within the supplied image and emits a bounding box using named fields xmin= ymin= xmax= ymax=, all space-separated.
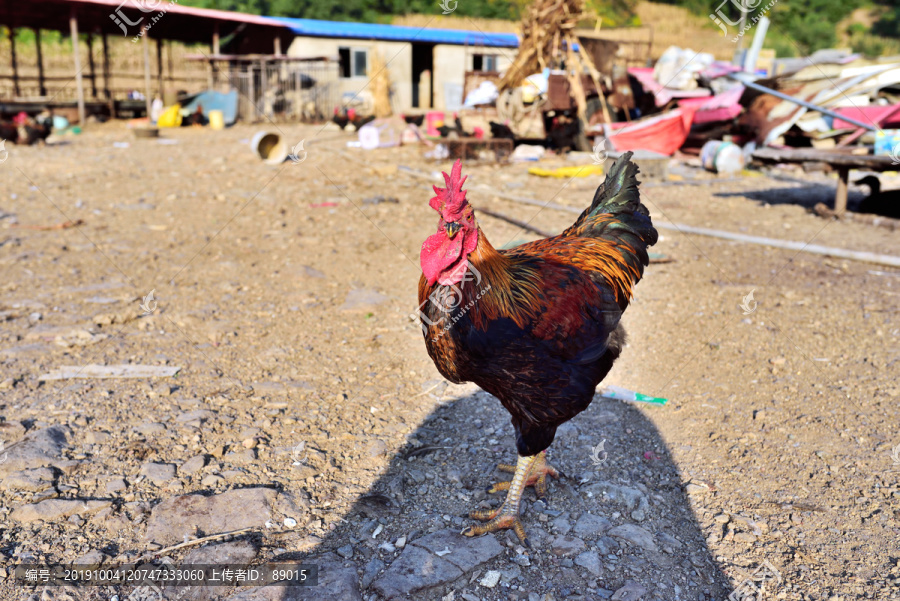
xmin=500 ymin=0 xmax=609 ymax=122
xmin=369 ymin=51 xmax=393 ymax=118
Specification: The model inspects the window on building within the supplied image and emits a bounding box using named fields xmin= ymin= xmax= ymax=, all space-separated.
xmin=353 ymin=49 xmax=368 ymax=77
xmin=339 ymin=47 xmax=369 ymax=78
xmin=473 ymin=54 xmax=498 ymax=72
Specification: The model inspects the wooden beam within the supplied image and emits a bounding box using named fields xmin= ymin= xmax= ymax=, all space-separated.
xmin=274 ymin=36 xmax=281 ymax=56
xmin=69 ymin=12 xmax=86 ymax=125
xmin=9 ymin=27 xmax=19 ymax=97
xmin=35 ymin=28 xmax=46 ymax=96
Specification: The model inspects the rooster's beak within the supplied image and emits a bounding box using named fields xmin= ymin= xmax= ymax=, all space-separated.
xmin=445 ymin=222 xmax=461 ymax=238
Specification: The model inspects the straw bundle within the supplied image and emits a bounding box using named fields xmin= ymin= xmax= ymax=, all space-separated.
xmin=369 ymin=51 xmax=393 ymax=118
xmin=499 ymin=0 xmax=608 ymax=122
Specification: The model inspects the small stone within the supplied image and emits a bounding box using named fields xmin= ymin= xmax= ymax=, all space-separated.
xmin=0 ymin=426 xmax=71 ymax=479
xmin=734 ymin=532 xmax=757 ymax=543
xmin=225 ymin=449 xmax=256 ymax=464
xmin=575 ymin=550 xmax=602 ymax=576
xmin=201 ymin=474 xmax=225 ymax=487
xmin=336 ymin=544 xmax=354 ymax=559
xmin=551 ymin=516 xmax=571 ymax=534
xmin=136 ymin=422 xmax=167 ymax=436
xmin=106 ymin=478 xmax=127 ymax=494
xmin=656 ymin=532 xmax=683 ymax=550
xmin=180 ymin=454 xmax=207 ymax=475
xmin=145 ymin=488 xmax=277 ymax=545
xmin=139 ymin=462 xmax=176 ymax=486
xmin=373 ymin=545 xmax=463 ymax=599
xmin=367 ymin=439 xmax=388 ymax=457
xmin=361 ymin=557 xmax=385 ymax=589
xmin=684 ymin=483 xmax=708 ymax=495
xmin=573 ymin=513 xmax=612 ymax=539
xmin=608 ymin=524 xmax=658 ymax=552
xmin=241 ymin=438 xmax=257 ymax=449
xmin=480 ymin=570 xmax=501 ymax=588
xmin=713 ymin=513 xmax=730 ymax=524
xmin=409 ymin=528 xmax=504 ymax=572
xmin=3 ymin=468 xmax=56 ymax=492
xmin=549 ymin=535 xmax=586 ymax=557
xmin=611 ymin=580 xmax=648 ymax=601
xmin=284 ymin=518 xmax=297 ymax=528
xmin=11 ymin=499 xmax=113 ymax=523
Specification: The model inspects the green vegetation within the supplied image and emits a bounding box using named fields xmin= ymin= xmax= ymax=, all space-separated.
xmin=176 ymin=0 xmax=900 ymax=57
xmin=182 ymin=0 xmax=520 ymax=22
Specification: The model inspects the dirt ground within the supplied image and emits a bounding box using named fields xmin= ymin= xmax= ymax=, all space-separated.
xmin=0 ymin=122 xmax=898 ymax=601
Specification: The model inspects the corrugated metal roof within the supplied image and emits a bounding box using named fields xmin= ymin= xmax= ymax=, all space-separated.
xmin=271 ymin=17 xmax=519 ymax=48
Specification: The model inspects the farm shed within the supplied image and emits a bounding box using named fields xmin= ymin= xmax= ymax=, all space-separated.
xmin=272 ymin=18 xmax=520 ymax=113
xmin=0 ymin=0 xmax=296 ymax=122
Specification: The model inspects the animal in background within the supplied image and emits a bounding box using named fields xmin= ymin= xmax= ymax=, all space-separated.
xmin=854 ymin=175 xmax=900 ymax=219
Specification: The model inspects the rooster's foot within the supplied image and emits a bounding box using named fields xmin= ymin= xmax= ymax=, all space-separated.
xmin=461 ymin=510 xmax=529 ymax=545
xmin=462 ymin=451 xmax=559 ymax=545
xmin=488 ymin=451 xmax=560 ymax=502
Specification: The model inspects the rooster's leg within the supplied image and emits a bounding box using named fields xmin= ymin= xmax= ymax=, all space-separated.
xmin=461 ymin=451 xmax=559 ymax=545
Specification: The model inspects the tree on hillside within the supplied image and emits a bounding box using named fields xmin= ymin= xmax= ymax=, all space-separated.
xmin=182 ymin=0 xmax=519 ymax=21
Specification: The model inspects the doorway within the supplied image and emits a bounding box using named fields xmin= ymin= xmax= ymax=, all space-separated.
xmin=411 ymin=42 xmax=434 ymax=109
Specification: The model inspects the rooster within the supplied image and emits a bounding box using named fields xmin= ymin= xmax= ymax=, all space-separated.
xmin=417 ymin=153 xmax=657 ymax=544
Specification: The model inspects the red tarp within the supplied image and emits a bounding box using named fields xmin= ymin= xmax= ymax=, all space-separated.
xmin=678 ymin=85 xmax=745 ymax=125
xmin=604 ymin=106 xmax=698 ymax=156
xmin=832 ymin=105 xmax=900 ymax=130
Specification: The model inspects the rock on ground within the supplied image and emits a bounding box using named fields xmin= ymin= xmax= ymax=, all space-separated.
xmin=145 ymin=488 xmax=277 ymax=545
xmin=227 ymin=553 xmax=361 ymax=601
xmin=372 ymin=530 xmax=502 ymax=599
xmin=0 ymin=426 xmax=73 ymax=478
xmin=607 ymin=524 xmax=658 ymax=553
xmin=11 ymin=499 xmax=112 ymax=523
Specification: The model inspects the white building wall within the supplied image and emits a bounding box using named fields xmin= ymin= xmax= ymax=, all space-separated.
xmin=287 ymin=37 xmax=413 ymax=112
xmin=287 ymin=35 xmax=516 ymax=113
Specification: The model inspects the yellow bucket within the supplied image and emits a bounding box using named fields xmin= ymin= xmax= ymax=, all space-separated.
xmin=208 ymin=110 xmax=225 ymax=130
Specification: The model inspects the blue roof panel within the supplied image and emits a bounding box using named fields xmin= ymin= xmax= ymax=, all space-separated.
xmin=269 ymin=17 xmax=519 ymax=48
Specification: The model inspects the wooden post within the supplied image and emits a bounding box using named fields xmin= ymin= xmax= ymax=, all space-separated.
xmin=211 ymin=23 xmax=220 ymax=88
xmin=166 ymin=39 xmax=173 ymax=87
xmin=9 ymin=27 xmax=20 ymax=97
xmin=248 ymin=61 xmax=256 ymax=122
xmin=212 ymin=23 xmax=220 ymax=54
xmin=69 ymin=12 xmax=86 ymax=125
xmin=87 ymin=33 xmax=97 ymax=98
xmin=142 ymin=30 xmax=152 ymax=119
xmin=274 ymin=36 xmax=281 ymax=56
xmin=35 ymin=28 xmax=46 ymax=96
xmin=102 ymin=32 xmax=113 ymax=116
xmin=260 ymin=58 xmax=268 ymax=119
xmin=156 ymin=38 xmax=164 ymax=98
xmin=835 ymin=167 xmax=849 ymax=216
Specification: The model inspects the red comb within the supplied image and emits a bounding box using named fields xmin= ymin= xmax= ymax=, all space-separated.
xmin=429 ymin=160 xmax=468 ymax=220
